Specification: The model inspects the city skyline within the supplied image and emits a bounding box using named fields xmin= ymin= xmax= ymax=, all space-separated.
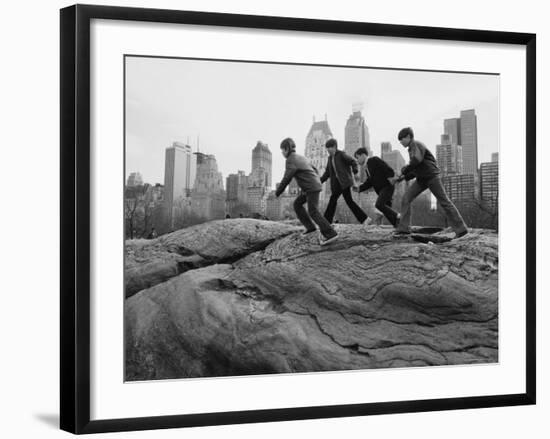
xmin=126 ymin=56 xmax=499 ymax=186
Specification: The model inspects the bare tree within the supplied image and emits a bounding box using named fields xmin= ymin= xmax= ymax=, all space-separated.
xmin=124 ymin=196 xmax=139 ymax=239
xmin=228 ymin=201 xmax=251 ymax=218
xmin=452 ymin=196 xmax=498 ymax=231
xmin=125 ymin=185 xmax=147 ymax=239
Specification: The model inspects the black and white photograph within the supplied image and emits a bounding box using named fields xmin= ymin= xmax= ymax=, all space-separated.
xmin=2 ymin=0 xmax=543 ymax=436
xmin=124 ymin=55 xmax=500 ymax=381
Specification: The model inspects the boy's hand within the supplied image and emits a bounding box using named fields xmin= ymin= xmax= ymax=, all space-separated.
xmin=388 ymin=176 xmax=399 ymax=185
xmin=394 ymin=174 xmax=406 ymax=183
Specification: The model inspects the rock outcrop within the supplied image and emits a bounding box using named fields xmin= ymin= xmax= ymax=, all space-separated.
xmin=125 ymin=219 xmax=301 ymax=297
xmin=125 ymin=219 xmax=498 ymax=381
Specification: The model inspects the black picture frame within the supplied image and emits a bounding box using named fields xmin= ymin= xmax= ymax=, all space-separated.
xmin=60 ymin=4 xmax=536 ymax=434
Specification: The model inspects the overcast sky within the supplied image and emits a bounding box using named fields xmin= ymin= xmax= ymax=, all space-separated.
xmin=125 ymin=56 xmax=499 ymax=186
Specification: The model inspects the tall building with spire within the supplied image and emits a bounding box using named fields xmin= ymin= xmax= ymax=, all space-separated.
xmin=305 ymin=115 xmax=333 ymax=204
xmin=193 ymin=153 xmax=224 ymax=193
xmin=163 ymin=142 xmax=197 ymax=228
xmin=344 ymin=103 xmax=371 ymax=157
xmin=305 ymin=115 xmax=333 ymax=174
xmin=336 ymin=102 xmax=371 ymax=224
xmin=190 ymin=152 xmax=225 ymax=220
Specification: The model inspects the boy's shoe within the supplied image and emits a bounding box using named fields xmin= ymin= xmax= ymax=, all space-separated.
xmin=319 ymin=232 xmax=338 ymax=246
xmin=302 ymin=228 xmax=317 ymax=236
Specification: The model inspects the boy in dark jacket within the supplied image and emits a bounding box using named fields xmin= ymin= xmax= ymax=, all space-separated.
xmin=276 ymin=138 xmax=338 ymax=245
xmin=353 ymin=147 xmax=400 ymax=227
xmin=321 ymin=138 xmax=368 ymax=224
xmin=394 ymin=127 xmax=468 ymax=238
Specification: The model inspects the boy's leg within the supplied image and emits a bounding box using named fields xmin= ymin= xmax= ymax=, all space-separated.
xmin=324 ymin=185 xmax=342 ymax=223
xmin=375 ymin=185 xmax=399 ymax=226
xmin=427 ymin=176 xmax=468 ymax=234
xmin=293 ymin=192 xmax=316 ymax=232
xmin=342 ymin=186 xmax=368 ymax=223
xmin=307 ymin=191 xmax=337 ymax=238
xmin=395 ymin=180 xmax=425 ymax=232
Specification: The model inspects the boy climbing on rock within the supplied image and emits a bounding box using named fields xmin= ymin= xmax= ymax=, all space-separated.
xmin=276 ymin=137 xmax=339 ymax=246
xmin=353 ymin=147 xmax=400 ymax=227
xmin=394 ymin=127 xmax=468 ymax=239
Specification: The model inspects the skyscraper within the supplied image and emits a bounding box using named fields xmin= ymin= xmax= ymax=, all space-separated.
xmin=246 ymin=186 xmax=269 ymax=215
xmin=191 ymin=152 xmax=225 ymax=220
xmin=381 ymin=142 xmax=392 ymax=155
xmin=193 ymin=153 xmax=224 ymax=193
xmin=305 ymin=115 xmax=333 ymax=204
xmin=441 ymin=174 xmax=475 ymax=203
xmin=444 ymin=118 xmax=461 ymax=146
xmin=163 ymin=142 xmax=197 ymax=227
xmin=127 ymin=172 xmax=143 ymax=187
xmin=337 ymin=106 xmax=371 ymax=223
xmin=344 ymin=103 xmax=371 ymax=157
xmin=226 ymin=173 xmax=240 ymax=201
xmin=250 ymin=141 xmax=272 ymax=188
xmin=480 ymin=161 xmax=499 ymax=207
xmin=436 ymin=134 xmax=463 ymax=176
xmin=305 ymin=115 xmax=333 ymax=174
xmin=266 ymin=188 xmax=295 ymax=221
xmin=381 ymin=148 xmax=406 ymax=173
xmin=459 ymin=109 xmax=478 ymax=175
xmin=244 ymin=142 xmax=272 ymax=216
xmin=491 ymin=152 xmax=499 ymax=163
xmin=265 ymin=191 xmax=281 ymax=220
xmin=381 ymin=147 xmax=407 ymax=217
xmin=226 ymin=170 xmax=249 ymax=213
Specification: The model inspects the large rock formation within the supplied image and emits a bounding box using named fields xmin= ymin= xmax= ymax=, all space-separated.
xmin=125 ymin=219 xmax=301 ymax=297
xmin=125 ymin=219 xmax=498 ymax=381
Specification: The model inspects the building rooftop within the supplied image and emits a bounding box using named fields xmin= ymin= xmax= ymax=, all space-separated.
xmin=170 ymin=141 xmax=192 ymax=150
xmin=253 ymin=141 xmax=271 ymax=152
xmin=346 ymin=111 xmax=366 ymax=125
xmin=307 ymin=120 xmax=333 ymax=137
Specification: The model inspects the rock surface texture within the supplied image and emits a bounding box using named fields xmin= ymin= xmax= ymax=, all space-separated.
xmin=125 ymin=219 xmax=498 ymax=381
xmin=125 ymin=219 xmax=300 ymax=297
